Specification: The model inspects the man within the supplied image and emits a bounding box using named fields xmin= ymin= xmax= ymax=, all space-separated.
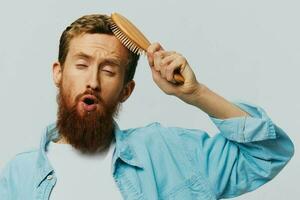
xmin=0 ymin=14 xmax=294 ymax=200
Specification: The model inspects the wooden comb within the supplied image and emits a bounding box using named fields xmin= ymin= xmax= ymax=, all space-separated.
xmin=110 ymin=12 xmax=185 ymax=84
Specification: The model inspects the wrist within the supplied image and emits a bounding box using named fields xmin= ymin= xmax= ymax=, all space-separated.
xmin=179 ymin=82 xmax=208 ymax=106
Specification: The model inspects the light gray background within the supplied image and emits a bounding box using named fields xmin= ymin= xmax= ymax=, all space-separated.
xmin=0 ymin=0 xmax=299 ymax=199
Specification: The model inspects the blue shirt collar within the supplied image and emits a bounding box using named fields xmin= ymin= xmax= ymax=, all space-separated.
xmin=112 ymin=123 xmax=143 ymax=174
xmin=35 ymin=122 xmax=143 ymax=188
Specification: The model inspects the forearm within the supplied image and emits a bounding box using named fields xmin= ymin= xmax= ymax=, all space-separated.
xmin=186 ymin=83 xmax=249 ymax=119
xmin=146 ymin=43 xmax=250 ymax=119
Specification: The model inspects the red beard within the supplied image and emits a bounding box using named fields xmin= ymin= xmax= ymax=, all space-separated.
xmin=56 ymin=86 xmax=120 ymax=154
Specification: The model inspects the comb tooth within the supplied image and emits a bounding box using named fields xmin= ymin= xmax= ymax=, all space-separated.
xmin=128 ymin=42 xmax=137 ymax=53
xmin=118 ymin=33 xmax=127 ymax=40
xmin=116 ymin=34 xmax=123 ymax=41
xmin=131 ymin=44 xmax=139 ymax=53
xmin=129 ymin=47 xmax=135 ymax=53
xmin=123 ymin=40 xmax=131 ymax=48
xmin=128 ymin=41 xmax=135 ymax=49
xmin=133 ymin=45 xmax=138 ymax=52
xmin=116 ymin=33 xmax=124 ymax=39
xmin=140 ymin=49 xmax=146 ymax=55
xmin=114 ymin=29 xmax=121 ymax=34
xmin=128 ymin=44 xmax=133 ymax=50
xmin=122 ymin=39 xmax=128 ymax=47
xmin=128 ymin=43 xmax=136 ymax=51
xmin=136 ymin=48 xmax=142 ymax=54
xmin=130 ymin=43 xmax=142 ymax=54
xmin=118 ymin=32 xmax=127 ymax=40
xmin=130 ymin=42 xmax=141 ymax=53
xmin=130 ymin=41 xmax=138 ymax=49
xmin=136 ymin=47 xmax=141 ymax=53
xmin=115 ymin=29 xmax=122 ymax=34
xmin=131 ymin=46 xmax=139 ymax=54
xmin=114 ymin=31 xmax=121 ymax=35
xmin=124 ymin=39 xmax=131 ymax=46
xmin=118 ymin=35 xmax=127 ymax=43
xmin=131 ymin=46 xmax=137 ymax=52
xmin=138 ymin=48 xmax=144 ymax=54
xmin=130 ymin=44 xmax=135 ymax=50
xmin=110 ymin=22 xmax=144 ymax=55
xmin=111 ymin=23 xmax=117 ymax=28
xmin=136 ymin=47 xmax=141 ymax=54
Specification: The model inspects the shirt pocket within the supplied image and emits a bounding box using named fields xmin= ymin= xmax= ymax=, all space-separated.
xmin=160 ymin=175 xmax=216 ymax=200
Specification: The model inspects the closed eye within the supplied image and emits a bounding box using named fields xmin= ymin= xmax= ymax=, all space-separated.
xmin=76 ymin=64 xmax=88 ymax=69
xmin=101 ymin=65 xmax=116 ymax=76
xmin=102 ymin=69 xmax=115 ymax=76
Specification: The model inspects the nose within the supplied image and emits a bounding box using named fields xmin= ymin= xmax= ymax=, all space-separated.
xmin=86 ymin=66 xmax=100 ymax=91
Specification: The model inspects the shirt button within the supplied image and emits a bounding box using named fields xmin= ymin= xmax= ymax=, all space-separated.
xmin=47 ymin=175 xmax=53 ymax=180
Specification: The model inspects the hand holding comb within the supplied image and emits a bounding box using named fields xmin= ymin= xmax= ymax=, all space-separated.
xmin=110 ymin=12 xmax=185 ymax=84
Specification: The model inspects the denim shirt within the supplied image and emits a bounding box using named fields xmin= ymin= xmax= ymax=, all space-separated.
xmin=0 ymin=103 xmax=294 ymax=200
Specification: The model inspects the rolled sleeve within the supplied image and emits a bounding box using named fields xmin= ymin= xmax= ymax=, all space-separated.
xmin=190 ymin=102 xmax=295 ymax=199
xmin=210 ymin=102 xmax=277 ymax=143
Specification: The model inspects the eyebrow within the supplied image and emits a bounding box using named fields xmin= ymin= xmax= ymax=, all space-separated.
xmin=73 ymin=52 xmax=93 ymax=60
xmin=73 ymin=52 xmax=122 ymax=67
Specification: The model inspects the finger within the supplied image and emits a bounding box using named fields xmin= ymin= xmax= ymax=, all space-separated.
xmin=155 ymin=51 xmax=178 ymax=79
xmin=161 ymin=59 xmax=168 ymax=79
xmin=159 ymin=51 xmax=176 ymax=58
xmin=147 ymin=52 xmax=154 ymax=67
xmin=147 ymin=43 xmax=164 ymax=69
xmin=150 ymin=66 xmax=173 ymax=88
xmin=160 ymin=53 xmax=181 ymax=81
xmin=165 ymin=56 xmax=187 ymax=82
xmin=147 ymin=42 xmax=164 ymax=54
xmin=150 ymin=65 xmax=166 ymax=84
xmin=161 ymin=53 xmax=179 ymax=67
xmin=153 ymin=51 xmax=164 ymax=72
xmin=166 ymin=63 xmax=180 ymax=82
xmin=150 ymin=66 xmax=176 ymax=95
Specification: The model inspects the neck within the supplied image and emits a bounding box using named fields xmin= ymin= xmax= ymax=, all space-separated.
xmin=56 ymin=136 xmax=69 ymax=144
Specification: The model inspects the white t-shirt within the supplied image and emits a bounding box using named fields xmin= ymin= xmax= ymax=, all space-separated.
xmin=46 ymin=140 xmax=122 ymax=199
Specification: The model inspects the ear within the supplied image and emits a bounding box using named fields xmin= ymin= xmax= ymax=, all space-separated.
xmin=52 ymin=62 xmax=62 ymax=88
xmin=120 ymin=80 xmax=135 ymax=102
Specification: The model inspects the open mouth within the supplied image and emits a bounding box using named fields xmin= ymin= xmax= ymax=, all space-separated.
xmin=83 ymin=97 xmax=95 ymax=105
xmin=81 ymin=95 xmax=98 ymax=112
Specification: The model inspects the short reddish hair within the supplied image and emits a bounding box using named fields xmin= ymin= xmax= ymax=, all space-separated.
xmin=58 ymin=14 xmax=139 ymax=83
